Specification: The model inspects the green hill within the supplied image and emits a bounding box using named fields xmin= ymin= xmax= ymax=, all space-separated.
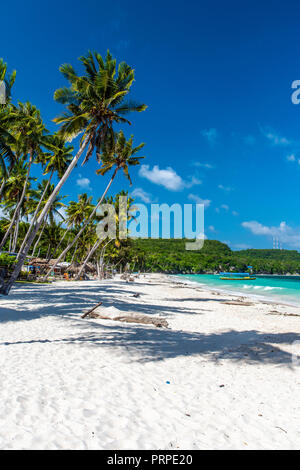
xmin=128 ymin=239 xmax=300 ymax=274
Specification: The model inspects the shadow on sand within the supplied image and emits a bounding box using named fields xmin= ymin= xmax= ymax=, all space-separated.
xmin=1 ymin=281 xmax=299 ymax=367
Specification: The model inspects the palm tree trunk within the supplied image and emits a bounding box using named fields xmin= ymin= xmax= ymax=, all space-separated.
xmin=51 ymin=223 xmax=72 ymax=259
xmin=0 ymin=177 xmax=6 ymax=201
xmin=11 ymin=207 xmax=20 ymax=252
xmin=75 ymin=238 xmax=102 ymax=280
xmin=30 ymin=219 xmax=47 ymax=258
xmin=0 ymin=154 xmax=33 ymax=250
xmin=70 ymin=240 xmax=78 ymax=265
xmin=75 ymin=240 xmax=102 ymax=281
xmin=17 ymin=168 xmax=54 ymax=259
xmin=42 ymin=167 xmax=118 ymax=281
xmin=8 ymin=231 xmax=12 ymax=252
xmin=0 ymin=137 xmax=89 ymax=295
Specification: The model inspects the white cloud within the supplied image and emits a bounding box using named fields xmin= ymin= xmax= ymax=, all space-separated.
xmin=220 ymin=204 xmax=229 ymax=211
xmin=218 ymin=184 xmax=233 ymax=192
xmin=232 ymin=210 xmax=239 ymax=216
xmin=188 ymin=194 xmax=211 ymax=207
xmin=76 ymin=174 xmax=92 ymax=190
xmin=287 ymin=154 xmax=296 ymax=162
xmin=208 ymin=225 xmax=216 ymax=232
xmin=139 ymin=165 xmax=201 ymax=191
xmin=242 ymin=220 xmax=300 ymax=249
xmin=260 ymin=127 xmax=291 ymax=146
xmin=192 ymin=162 xmax=215 ymax=169
xmin=201 ymin=128 xmax=217 ymax=145
xmin=131 ymin=188 xmax=153 ymax=204
xmin=184 ymin=176 xmax=203 ymax=188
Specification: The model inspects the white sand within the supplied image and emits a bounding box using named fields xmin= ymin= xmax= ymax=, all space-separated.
xmin=1 ymin=273 xmax=300 ymax=450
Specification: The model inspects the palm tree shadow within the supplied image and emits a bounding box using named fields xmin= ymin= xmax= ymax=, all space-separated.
xmin=65 ymin=323 xmax=300 ymax=365
xmin=2 ymin=282 xmax=300 ymax=368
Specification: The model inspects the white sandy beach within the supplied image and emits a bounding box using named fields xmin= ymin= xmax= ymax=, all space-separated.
xmin=1 ymin=273 xmax=300 ymax=450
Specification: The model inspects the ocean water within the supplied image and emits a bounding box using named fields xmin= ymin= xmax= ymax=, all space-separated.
xmin=178 ymin=274 xmax=300 ymax=306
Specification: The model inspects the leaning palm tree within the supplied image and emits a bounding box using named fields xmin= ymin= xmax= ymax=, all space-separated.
xmin=0 ymin=102 xmax=47 ymax=251
xmin=17 ymin=134 xmax=73 ymax=259
xmin=27 ymin=181 xmax=66 ymax=258
xmin=72 ymin=135 xmax=144 ymax=280
xmin=0 ymin=157 xmax=36 ymax=251
xmin=1 ymin=50 xmax=146 ymax=295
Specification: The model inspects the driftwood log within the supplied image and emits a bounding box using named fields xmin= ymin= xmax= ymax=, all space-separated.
xmin=81 ymin=301 xmax=103 ymax=319
xmin=84 ymin=311 xmax=169 ymax=328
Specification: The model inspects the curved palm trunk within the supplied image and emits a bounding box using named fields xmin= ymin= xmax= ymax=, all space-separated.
xmin=11 ymin=207 xmax=20 ymax=253
xmin=0 ymin=177 xmax=6 ymax=201
xmin=0 ymin=137 xmax=89 ymax=295
xmin=98 ymin=239 xmax=114 ymax=279
xmin=70 ymin=240 xmax=79 ymax=265
xmin=50 ymin=223 xmax=72 ymax=259
xmin=42 ymin=167 xmax=118 ymax=281
xmin=30 ymin=219 xmax=47 ymax=258
xmin=0 ymin=154 xmax=33 ymax=251
xmin=8 ymin=231 xmax=12 ymax=252
xmin=17 ymin=169 xmax=54 ymax=259
xmin=75 ymin=238 xmax=102 ymax=280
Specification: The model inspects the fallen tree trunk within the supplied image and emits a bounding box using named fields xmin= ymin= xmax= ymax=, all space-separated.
xmin=84 ymin=311 xmax=169 ymax=328
xmin=81 ymin=301 xmax=103 ymax=319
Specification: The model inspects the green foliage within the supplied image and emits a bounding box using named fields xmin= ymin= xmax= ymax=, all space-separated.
xmin=0 ymin=253 xmax=16 ymax=266
xmin=124 ymin=239 xmax=300 ymax=274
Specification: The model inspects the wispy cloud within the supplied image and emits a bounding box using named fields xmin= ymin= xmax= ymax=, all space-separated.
xmin=192 ymin=162 xmax=215 ymax=169
xmin=242 ymin=220 xmax=300 ymax=249
xmin=139 ymin=165 xmax=201 ymax=191
xmin=188 ymin=194 xmax=211 ymax=207
xmin=286 ymin=154 xmax=296 ymax=162
xmin=218 ymin=184 xmax=233 ymax=192
xmin=131 ymin=188 xmax=153 ymax=203
xmin=260 ymin=126 xmax=291 ymax=146
xmin=201 ymin=128 xmax=217 ymax=145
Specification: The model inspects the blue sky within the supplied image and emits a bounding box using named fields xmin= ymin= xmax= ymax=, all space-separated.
xmin=2 ymin=0 xmax=300 ymax=250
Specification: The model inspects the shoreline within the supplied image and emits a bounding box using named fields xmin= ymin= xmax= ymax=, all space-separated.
xmin=170 ymin=274 xmax=300 ymax=308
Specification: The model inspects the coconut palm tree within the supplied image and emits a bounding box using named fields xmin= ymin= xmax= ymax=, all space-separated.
xmin=27 ymin=181 xmax=66 ymax=258
xmin=42 ymin=131 xmax=145 ymax=280
xmin=1 ymin=50 xmax=146 ymax=295
xmin=0 ymin=59 xmax=16 ymax=184
xmin=0 ymin=102 xmax=47 ymax=251
xmin=0 ymin=158 xmax=36 ymax=251
xmin=17 ymin=134 xmax=73 ymax=259
xmin=51 ymin=193 xmax=95 ymax=259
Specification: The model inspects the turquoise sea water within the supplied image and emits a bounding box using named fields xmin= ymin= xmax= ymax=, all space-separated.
xmin=178 ymin=274 xmax=300 ymax=306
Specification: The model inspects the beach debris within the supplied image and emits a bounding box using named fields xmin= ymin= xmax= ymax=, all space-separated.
xmin=81 ymin=301 xmax=103 ymax=319
xmin=132 ymin=293 xmax=140 ymax=298
xmin=222 ymin=301 xmax=254 ymax=306
xmin=275 ymin=426 xmax=287 ymax=434
xmin=83 ymin=305 xmax=169 ymax=328
xmin=267 ymin=310 xmax=300 ymax=317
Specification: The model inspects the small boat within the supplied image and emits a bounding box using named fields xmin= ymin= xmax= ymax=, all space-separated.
xmin=219 ymin=272 xmax=256 ymax=280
